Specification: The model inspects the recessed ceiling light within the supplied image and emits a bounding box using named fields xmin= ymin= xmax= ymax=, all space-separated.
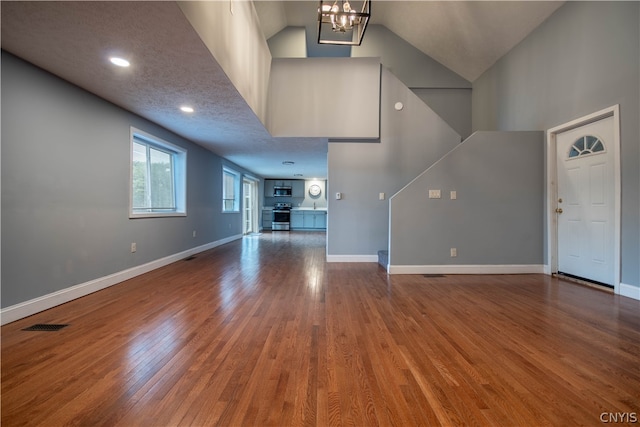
xmin=282 ymin=161 xmax=295 ymax=165
xmin=109 ymin=57 xmax=130 ymax=67
xmin=180 ymin=106 xmax=194 ymax=113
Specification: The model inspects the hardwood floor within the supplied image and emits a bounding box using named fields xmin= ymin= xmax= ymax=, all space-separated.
xmin=2 ymin=232 xmax=639 ymax=426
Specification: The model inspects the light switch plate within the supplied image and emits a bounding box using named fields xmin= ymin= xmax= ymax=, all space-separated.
xmin=379 ymin=192 xmax=385 ymax=200
xmin=429 ymin=190 xmax=441 ymax=199
xmin=450 ymin=190 xmax=457 ymax=200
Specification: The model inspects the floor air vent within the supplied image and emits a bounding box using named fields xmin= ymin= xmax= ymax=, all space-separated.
xmin=184 ymin=255 xmax=196 ymax=261
xmin=22 ymin=324 xmax=69 ymax=332
xmin=423 ymin=274 xmax=446 ymax=278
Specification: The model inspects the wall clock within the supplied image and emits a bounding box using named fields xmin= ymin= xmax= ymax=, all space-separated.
xmin=308 ymin=184 xmax=321 ymax=197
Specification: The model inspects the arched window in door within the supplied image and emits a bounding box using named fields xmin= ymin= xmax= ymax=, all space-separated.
xmin=568 ymin=135 xmax=605 ymax=159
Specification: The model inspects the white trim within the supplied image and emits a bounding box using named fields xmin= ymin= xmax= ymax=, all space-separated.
xmin=326 ymin=254 xmax=378 ymax=263
xmin=0 ymin=234 xmax=243 ymax=325
xmin=129 ymin=127 xmax=188 ymax=218
xmin=388 ymin=264 xmax=546 ymax=275
xmin=619 ymin=283 xmax=640 ymax=301
xmin=545 ymin=105 xmax=621 ymax=294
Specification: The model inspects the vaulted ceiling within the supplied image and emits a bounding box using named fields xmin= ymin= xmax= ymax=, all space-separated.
xmin=1 ymin=1 xmax=564 ymax=179
xmin=256 ymin=1 xmax=564 ymax=82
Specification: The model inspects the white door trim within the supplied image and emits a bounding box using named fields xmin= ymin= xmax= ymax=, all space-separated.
xmin=546 ymin=105 xmax=621 ymax=294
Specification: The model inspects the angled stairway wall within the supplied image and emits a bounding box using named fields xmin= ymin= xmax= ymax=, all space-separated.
xmin=388 ymin=131 xmax=544 ymax=274
xmin=326 ymin=68 xmax=462 ymax=260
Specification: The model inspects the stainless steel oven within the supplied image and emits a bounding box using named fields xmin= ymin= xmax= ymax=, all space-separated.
xmin=272 ymin=202 xmax=291 ymax=231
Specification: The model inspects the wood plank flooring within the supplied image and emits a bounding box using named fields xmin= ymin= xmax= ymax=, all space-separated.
xmin=2 ymin=232 xmax=639 ymax=426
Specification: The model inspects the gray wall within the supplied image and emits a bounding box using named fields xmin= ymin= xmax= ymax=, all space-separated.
xmin=1 ymin=52 xmax=255 ymax=308
xmin=267 ymin=27 xmax=307 ymax=58
xmin=267 ymin=24 xmax=472 ymax=140
xmin=267 ymin=57 xmax=380 ymax=138
xmin=352 ymin=25 xmax=470 ymax=89
xmin=327 ymin=68 xmax=461 ymax=257
xmin=178 ymin=1 xmax=272 ymax=128
xmin=472 ymin=1 xmax=640 ymax=288
xmin=390 ymin=131 xmax=543 ymax=266
xmin=353 ymin=25 xmax=472 ymax=140
xmin=412 ymin=88 xmax=472 ymax=140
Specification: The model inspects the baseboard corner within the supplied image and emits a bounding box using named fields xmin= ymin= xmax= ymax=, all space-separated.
xmin=618 ymin=282 xmax=640 ymax=301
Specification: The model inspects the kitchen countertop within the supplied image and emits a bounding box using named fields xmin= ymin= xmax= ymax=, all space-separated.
xmin=263 ymin=207 xmax=327 ymax=211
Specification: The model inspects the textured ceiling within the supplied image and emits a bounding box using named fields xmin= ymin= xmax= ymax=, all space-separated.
xmin=1 ymin=1 xmax=329 ymax=179
xmin=2 ymin=1 xmax=564 ymax=179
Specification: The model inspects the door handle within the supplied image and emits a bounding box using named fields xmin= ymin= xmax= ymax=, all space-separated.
xmin=555 ymin=208 xmax=563 ymax=214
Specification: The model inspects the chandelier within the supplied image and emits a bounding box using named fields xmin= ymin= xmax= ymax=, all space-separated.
xmin=317 ymin=0 xmax=371 ymax=46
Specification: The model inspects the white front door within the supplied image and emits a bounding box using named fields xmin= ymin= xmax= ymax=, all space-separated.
xmin=556 ymin=116 xmax=615 ymax=286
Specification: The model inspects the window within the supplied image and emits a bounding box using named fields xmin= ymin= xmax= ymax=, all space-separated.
xmin=130 ymin=128 xmax=186 ymax=218
xmin=223 ymin=167 xmax=240 ymax=212
xmin=568 ymin=135 xmax=605 ymax=159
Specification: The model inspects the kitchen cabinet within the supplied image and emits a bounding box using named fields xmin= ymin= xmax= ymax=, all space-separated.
xmin=264 ymin=180 xmax=276 ymax=198
xmin=291 ymin=180 xmax=305 ymax=198
xmin=262 ymin=209 xmax=273 ymax=230
xmin=302 ymin=212 xmax=316 ymax=229
xmin=292 ymin=210 xmax=326 ymax=230
xmin=313 ymin=211 xmax=327 ymax=229
xmin=290 ymin=211 xmax=304 ymax=229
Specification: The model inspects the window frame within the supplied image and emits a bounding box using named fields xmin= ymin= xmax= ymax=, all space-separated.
xmin=222 ymin=167 xmax=241 ymax=213
xmin=129 ymin=127 xmax=187 ymax=219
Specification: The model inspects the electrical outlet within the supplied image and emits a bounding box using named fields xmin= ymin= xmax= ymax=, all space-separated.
xmin=192 ymin=230 xmax=196 ymax=238
xmin=450 ymin=190 xmax=457 ymax=200
xmin=450 ymin=248 xmax=457 ymax=257
xmin=429 ymin=190 xmax=441 ymax=199
xmin=131 ymin=242 xmax=137 ymax=253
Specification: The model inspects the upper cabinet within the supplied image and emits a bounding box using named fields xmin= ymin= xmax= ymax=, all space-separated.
xmin=291 ymin=180 xmax=305 ymax=198
xmin=264 ymin=180 xmax=276 ymax=197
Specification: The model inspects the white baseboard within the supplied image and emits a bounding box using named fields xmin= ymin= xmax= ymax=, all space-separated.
xmin=0 ymin=234 xmax=243 ymax=325
xmin=326 ymin=254 xmax=379 ymax=263
xmin=387 ymin=264 xmax=546 ymax=275
xmin=618 ymin=282 xmax=640 ymax=301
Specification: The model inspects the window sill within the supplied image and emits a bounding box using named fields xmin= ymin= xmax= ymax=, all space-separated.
xmin=130 ymin=212 xmax=187 ymax=219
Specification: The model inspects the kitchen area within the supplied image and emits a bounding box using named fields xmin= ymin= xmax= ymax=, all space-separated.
xmin=262 ymin=179 xmax=327 ymax=231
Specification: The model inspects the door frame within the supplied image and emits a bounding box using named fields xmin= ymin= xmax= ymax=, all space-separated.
xmin=242 ymin=176 xmax=260 ymax=235
xmin=545 ymin=104 xmax=621 ymax=294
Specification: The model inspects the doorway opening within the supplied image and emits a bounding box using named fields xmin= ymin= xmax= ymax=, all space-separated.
xmin=243 ymin=177 xmax=259 ymax=235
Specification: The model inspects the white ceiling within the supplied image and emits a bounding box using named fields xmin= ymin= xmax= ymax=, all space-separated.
xmin=1 ymin=1 xmax=564 ymax=179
